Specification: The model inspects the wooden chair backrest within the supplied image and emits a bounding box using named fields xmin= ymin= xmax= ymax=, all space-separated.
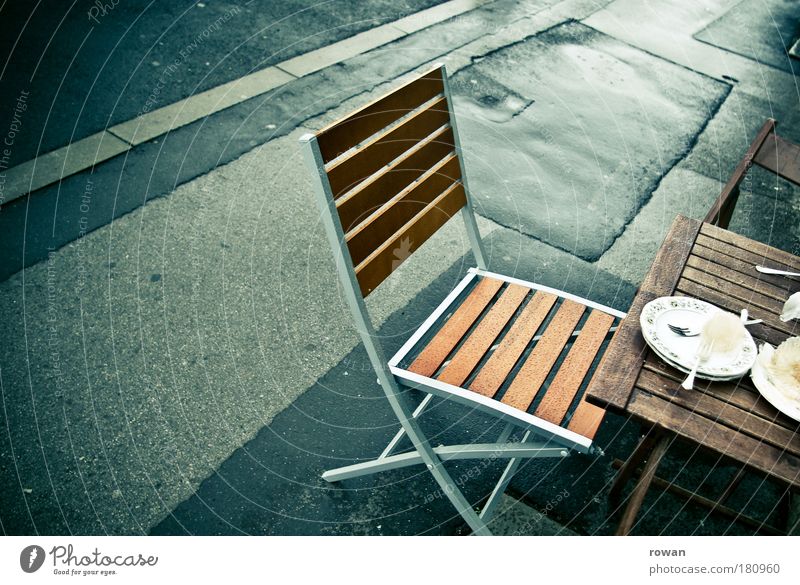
xmin=705 ymin=118 xmax=800 ymax=227
xmin=308 ymin=64 xmax=468 ymax=297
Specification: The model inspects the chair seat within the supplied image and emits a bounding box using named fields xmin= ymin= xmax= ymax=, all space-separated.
xmin=390 ymin=269 xmax=623 ymax=446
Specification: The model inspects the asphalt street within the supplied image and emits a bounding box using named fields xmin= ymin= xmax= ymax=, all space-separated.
xmin=0 ymin=0 xmax=799 ymax=536
xmin=0 ymin=0 xmax=448 ymax=165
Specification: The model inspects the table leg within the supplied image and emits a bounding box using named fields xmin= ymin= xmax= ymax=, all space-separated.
xmin=615 ymin=434 xmax=670 ymax=536
xmin=609 ymin=427 xmax=663 ymax=506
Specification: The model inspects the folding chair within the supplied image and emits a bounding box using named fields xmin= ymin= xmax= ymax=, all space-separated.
xmin=300 ymin=63 xmax=625 ymax=535
xmin=706 ymin=118 xmax=800 ymax=229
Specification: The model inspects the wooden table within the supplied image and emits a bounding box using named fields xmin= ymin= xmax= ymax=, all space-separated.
xmin=586 ymin=214 xmax=800 ymax=535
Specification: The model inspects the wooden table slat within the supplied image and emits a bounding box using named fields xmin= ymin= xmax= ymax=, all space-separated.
xmin=686 ymin=253 xmax=797 ymax=302
xmin=699 ymin=224 xmax=800 ymax=272
xmin=680 ymin=267 xmax=787 ymax=316
xmin=691 ymin=242 xmax=800 ymax=295
xmin=635 ymin=369 xmax=800 ymax=457
xmin=642 ymin=359 xmax=800 ymax=430
xmin=628 ymin=391 xmax=800 ymax=488
xmin=586 ymin=215 xmax=701 ymax=412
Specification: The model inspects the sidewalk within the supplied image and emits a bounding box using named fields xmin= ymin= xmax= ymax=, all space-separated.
xmin=1 ymin=0 xmax=798 ymax=535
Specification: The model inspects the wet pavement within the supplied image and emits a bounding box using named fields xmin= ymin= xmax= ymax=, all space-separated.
xmin=1 ymin=0 xmax=799 ymax=536
xmin=451 ymin=21 xmax=728 ymax=260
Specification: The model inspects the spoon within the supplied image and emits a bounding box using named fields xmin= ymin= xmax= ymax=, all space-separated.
xmin=755 ymin=265 xmax=800 ymax=278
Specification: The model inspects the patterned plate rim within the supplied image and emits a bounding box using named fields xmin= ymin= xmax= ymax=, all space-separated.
xmin=639 ymin=296 xmax=756 ymax=377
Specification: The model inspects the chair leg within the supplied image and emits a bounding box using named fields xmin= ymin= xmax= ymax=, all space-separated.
xmin=480 ymin=430 xmax=532 ymax=523
xmin=379 ymin=393 xmax=434 ymax=459
xmin=323 ymin=440 xmax=567 ymax=482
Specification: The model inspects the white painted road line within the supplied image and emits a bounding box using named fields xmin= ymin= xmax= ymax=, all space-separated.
xmin=2 ymin=131 xmax=129 ymax=201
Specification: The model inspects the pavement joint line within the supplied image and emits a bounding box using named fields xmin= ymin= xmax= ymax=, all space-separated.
xmin=0 ymin=0 xmax=490 ymax=208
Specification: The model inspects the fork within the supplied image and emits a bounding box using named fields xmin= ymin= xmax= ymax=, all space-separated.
xmin=669 ymin=318 xmax=762 ymax=337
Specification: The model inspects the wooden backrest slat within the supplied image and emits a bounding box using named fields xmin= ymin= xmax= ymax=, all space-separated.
xmin=754 ymin=133 xmax=800 ymax=186
xmin=311 ymin=64 xmax=473 ymax=297
xmin=345 ymin=154 xmax=461 ymax=266
xmin=354 ymin=182 xmax=467 ymax=296
xmin=316 ymin=66 xmax=445 ymax=163
xmin=326 ymin=96 xmax=450 ymax=198
xmin=336 ymin=125 xmax=455 ymax=232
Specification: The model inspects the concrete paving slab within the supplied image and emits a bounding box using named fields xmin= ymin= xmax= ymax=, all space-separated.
xmin=597 ymin=168 xmax=724 ymax=284
xmin=109 ymin=66 xmax=296 ymax=145
xmin=448 ymin=21 xmax=728 ymax=261
xmin=584 ymin=0 xmax=800 ymax=104
xmin=695 ymin=0 xmax=800 ymax=73
xmin=1 ymin=131 xmax=130 ymax=205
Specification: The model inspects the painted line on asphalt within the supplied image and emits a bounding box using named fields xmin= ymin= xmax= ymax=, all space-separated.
xmin=0 ymin=0 xmax=487 ymax=207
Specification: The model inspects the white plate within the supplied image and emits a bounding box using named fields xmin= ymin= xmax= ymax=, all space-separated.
xmin=750 ymin=344 xmax=800 ymax=423
xmin=648 ymin=341 xmax=743 ymax=381
xmin=640 ymin=296 xmax=757 ymax=379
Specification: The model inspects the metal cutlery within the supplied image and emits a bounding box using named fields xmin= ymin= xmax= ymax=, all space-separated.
xmin=669 ymin=318 xmax=763 ymax=337
xmin=755 ymin=265 xmax=800 ymax=277
xmin=681 ymin=339 xmax=714 ymax=390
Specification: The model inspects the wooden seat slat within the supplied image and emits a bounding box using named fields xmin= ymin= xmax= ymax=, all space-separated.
xmin=534 ymin=310 xmax=615 ymax=426
xmin=408 ymin=276 xmax=503 ymax=377
xmin=500 ymin=300 xmax=586 ymax=412
xmin=468 ymin=290 xmax=558 ymax=399
xmin=437 ymin=284 xmax=530 ymax=387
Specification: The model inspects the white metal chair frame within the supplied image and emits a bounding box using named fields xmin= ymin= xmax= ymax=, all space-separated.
xmin=300 ymin=64 xmax=625 ymax=535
